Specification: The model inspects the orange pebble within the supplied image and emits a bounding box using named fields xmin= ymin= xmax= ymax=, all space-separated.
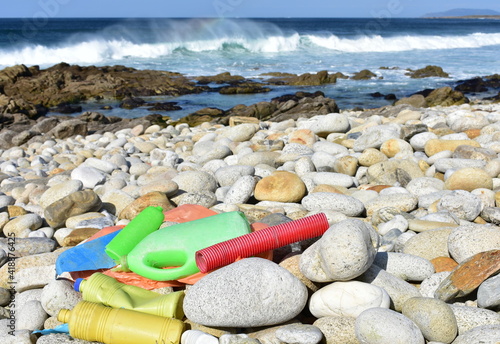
xmin=431 ymin=256 xmax=458 ymax=273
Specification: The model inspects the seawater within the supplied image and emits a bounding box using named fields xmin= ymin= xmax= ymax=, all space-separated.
xmin=1 ymin=17 xmax=499 ymax=118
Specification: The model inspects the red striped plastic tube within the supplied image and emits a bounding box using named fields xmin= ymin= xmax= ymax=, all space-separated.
xmin=195 ymin=212 xmax=330 ymax=273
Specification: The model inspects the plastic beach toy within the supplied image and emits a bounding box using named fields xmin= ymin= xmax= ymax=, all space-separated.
xmin=75 ymin=272 xmax=185 ymax=319
xmin=105 ymin=206 xmax=165 ymax=263
xmin=125 ymin=211 xmax=251 ymax=281
xmin=196 ymin=212 xmax=329 ymax=272
xmin=58 ymin=301 xmax=184 ymax=344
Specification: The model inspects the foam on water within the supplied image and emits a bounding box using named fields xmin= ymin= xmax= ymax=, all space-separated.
xmin=1 ymin=17 xmax=499 ymax=69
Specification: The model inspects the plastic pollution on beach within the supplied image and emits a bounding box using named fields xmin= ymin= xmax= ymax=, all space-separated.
xmin=58 ymin=300 xmax=184 ymax=344
xmin=75 ymin=272 xmax=185 ymax=319
xmin=125 ymin=211 xmax=252 ymax=281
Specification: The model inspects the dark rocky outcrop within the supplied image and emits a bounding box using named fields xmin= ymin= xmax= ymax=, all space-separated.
xmin=455 ymin=75 xmax=500 ymax=93
xmin=455 ymin=77 xmax=488 ymax=93
xmin=425 ymin=86 xmax=469 ymax=107
xmin=395 ymin=86 xmax=469 ymax=107
xmin=266 ymin=70 xmax=346 ymax=86
xmin=394 ymin=94 xmax=427 ymax=108
xmin=1 ymin=63 xmax=206 ymax=110
xmin=119 ymin=97 xmax=146 ymax=109
xmin=351 ymin=69 xmax=377 ymax=80
xmin=195 ymin=72 xmax=245 ymax=85
xmin=174 ymin=91 xmax=339 ymax=126
xmin=405 ymin=65 xmax=449 ymax=78
xmin=52 ymin=102 xmax=83 ymax=114
xmin=147 ymin=102 xmax=182 ymax=112
xmin=0 ymin=95 xmax=47 ymax=118
xmin=485 ymin=92 xmax=500 ymax=103
xmin=218 ymin=84 xmax=271 ymax=95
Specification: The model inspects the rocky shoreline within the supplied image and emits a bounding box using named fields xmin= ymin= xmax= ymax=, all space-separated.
xmin=1 ymin=63 xmax=499 ymax=150
xmin=0 ymin=64 xmax=499 ymax=343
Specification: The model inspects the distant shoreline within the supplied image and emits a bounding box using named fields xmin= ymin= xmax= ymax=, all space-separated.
xmin=425 ymin=15 xmax=500 ymax=19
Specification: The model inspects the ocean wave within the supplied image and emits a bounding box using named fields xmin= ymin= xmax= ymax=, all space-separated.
xmin=0 ymin=17 xmax=499 ymax=68
xmin=307 ymin=32 xmax=500 ymax=52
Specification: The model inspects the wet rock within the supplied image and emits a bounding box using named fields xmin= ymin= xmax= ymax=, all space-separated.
xmin=351 ymin=69 xmax=377 ymax=80
xmin=406 ymin=65 xmax=449 ymax=78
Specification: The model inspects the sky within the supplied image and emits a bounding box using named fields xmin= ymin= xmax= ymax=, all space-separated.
xmin=1 ymin=0 xmax=499 ymax=18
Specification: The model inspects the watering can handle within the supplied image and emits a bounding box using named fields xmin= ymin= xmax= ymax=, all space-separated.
xmin=125 ymin=253 xmax=198 ymax=282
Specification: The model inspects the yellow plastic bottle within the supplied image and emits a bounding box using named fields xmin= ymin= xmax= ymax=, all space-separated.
xmin=75 ymin=272 xmax=185 ymax=319
xmin=58 ymin=301 xmax=184 ymax=344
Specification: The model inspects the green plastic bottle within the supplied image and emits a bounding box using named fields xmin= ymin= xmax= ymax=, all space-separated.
xmin=74 ymin=272 xmax=184 ymax=319
xmin=125 ymin=211 xmax=251 ymax=281
xmin=105 ymin=206 xmax=165 ymax=263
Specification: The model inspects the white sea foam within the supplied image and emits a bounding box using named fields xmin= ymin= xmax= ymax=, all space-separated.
xmin=1 ymin=28 xmax=499 ymax=69
xmin=307 ymin=32 xmax=500 ymax=52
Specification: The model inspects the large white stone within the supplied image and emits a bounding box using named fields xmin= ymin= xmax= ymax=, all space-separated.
xmin=309 ymin=281 xmax=390 ymax=318
xmin=183 ymin=258 xmax=308 ymax=327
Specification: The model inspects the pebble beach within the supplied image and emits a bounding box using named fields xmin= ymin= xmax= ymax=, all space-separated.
xmin=0 ymin=98 xmax=500 ymax=344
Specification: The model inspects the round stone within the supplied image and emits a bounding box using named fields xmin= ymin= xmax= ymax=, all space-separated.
xmin=452 ymin=325 xmax=500 ymax=344
xmin=254 ymin=171 xmax=306 ymax=203
xmin=313 ymin=316 xmax=358 ymax=344
xmin=444 ymin=167 xmax=493 ymax=191
xmin=224 ymin=175 xmax=257 ymax=205
xmin=358 ymin=148 xmax=388 ymax=167
xmin=215 ymin=165 xmax=255 ymax=187
xmin=333 ymin=156 xmax=358 ymax=176
xmin=296 ymin=113 xmax=350 ymax=137
xmin=309 ymin=281 xmax=390 ymax=318
xmin=356 ymin=307 xmax=425 ymax=344
xmin=300 ymin=219 xmax=379 ymax=282
xmin=448 ymin=223 xmax=500 ymax=263
xmin=70 ymin=166 xmax=106 ymax=189
xmin=365 ymin=193 xmax=418 ymax=216
xmin=353 ymin=124 xmax=401 ymax=152
xmin=477 ymin=274 xmax=500 ymax=309
xmin=41 ymin=279 xmax=82 ymax=317
xmin=39 ymin=180 xmax=83 ymax=209
xmin=275 ymin=324 xmax=323 ymax=344
xmin=402 ymin=297 xmax=458 ymax=343
xmin=437 ymin=190 xmax=482 ymax=221
xmin=403 ymin=228 xmax=454 ymax=261
xmin=219 ymin=123 xmax=258 ymax=142
xmin=2 ymin=213 xmax=43 ymax=238
xmin=357 ymin=264 xmax=421 ymax=312
xmin=449 ymin=305 xmax=500 ymax=335
xmin=424 ymin=139 xmax=481 ymax=157
xmin=44 ymin=190 xmax=103 ymax=229
xmin=301 ymin=192 xmax=365 ymax=217
xmin=172 ymin=171 xmax=217 ymax=193
xmin=16 ymin=300 xmax=48 ymax=331
xmin=183 ymin=258 xmax=308 ymax=327
xmin=373 ymin=252 xmax=435 ymax=282
xmin=380 ymin=138 xmax=414 ymax=157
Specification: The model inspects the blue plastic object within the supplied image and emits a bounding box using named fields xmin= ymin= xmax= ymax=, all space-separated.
xmin=74 ymin=278 xmax=83 ymax=292
xmin=33 ymin=323 xmax=69 ymax=335
xmin=55 ymin=230 xmax=121 ymax=275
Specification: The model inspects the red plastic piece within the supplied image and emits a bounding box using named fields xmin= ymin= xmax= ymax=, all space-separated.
xmin=196 ymin=212 xmax=329 ymax=273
